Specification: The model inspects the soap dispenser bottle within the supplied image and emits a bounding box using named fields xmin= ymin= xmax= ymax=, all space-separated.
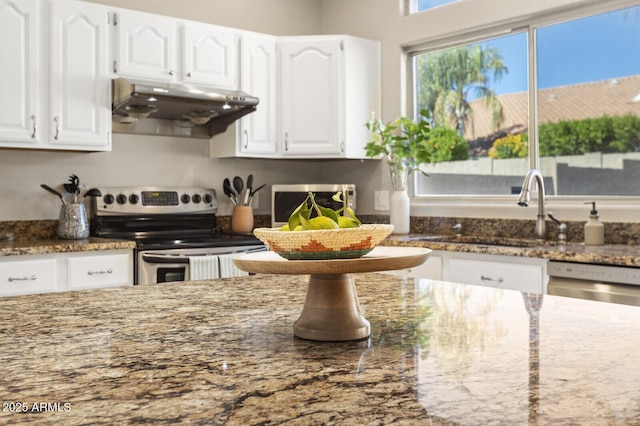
xmin=584 ymin=201 xmax=604 ymax=245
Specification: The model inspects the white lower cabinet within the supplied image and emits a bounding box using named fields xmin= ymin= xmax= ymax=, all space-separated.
xmin=380 ymin=250 xmax=547 ymax=294
xmin=380 ymin=251 xmax=443 ymax=280
xmin=0 ymin=258 xmax=58 ymax=297
xmin=0 ymin=250 xmax=133 ymax=297
xmin=68 ymin=252 xmax=131 ymax=291
xmin=443 ymin=252 xmax=547 ymax=294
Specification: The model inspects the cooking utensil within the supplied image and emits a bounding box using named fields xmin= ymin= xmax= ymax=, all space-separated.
xmin=246 ymin=174 xmax=253 ymax=192
xmin=243 ymin=174 xmax=253 ymax=206
xmin=248 ymin=183 xmax=266 ymax=206
xmin=81 ymin=188 xmax=102 ymax=202
xmin=233 ymin=176 xmax=245 ymax=205
xmin=64 ymin=174 xmax=81 ymax=203
xmin=41 ymin=184 xmax=66 ymax=205
xmin=223 ymin=180 xmax=237 ymax=205
xmin=233 ymin=176 xmax=243 ymax=195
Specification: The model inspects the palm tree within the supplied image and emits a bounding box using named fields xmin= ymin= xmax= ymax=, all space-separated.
xmin=416 ymin=45 xmax=507 ymax=137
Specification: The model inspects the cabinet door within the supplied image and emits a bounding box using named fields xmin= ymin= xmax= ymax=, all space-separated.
xmin=183 ymin=23 xmax=237 ymax=88
xmin=115 ymin=10 xmax=177 ymax=82
xmin=50 ymin=0 xmax=111 ymax=150
xmin=380 ymin=254 xmax=443 ymax=280
xmin=0 ymin=258 xmax=58 ymax=297
xmin=280 ymin=38 xmax=343 ymax=156
xmin=446 ymin=257 xmax=543 ymax=294
xmin=68 ymin=252 xmax=132 ymax=290
xmin=239 ymin=32 xmax=277 ymax=155
xmin=0 ymin=0 xmax=42 ymax=147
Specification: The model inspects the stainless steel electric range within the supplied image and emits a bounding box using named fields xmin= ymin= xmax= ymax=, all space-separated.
xmin=90 ymin=186 xmax=264 ymax=285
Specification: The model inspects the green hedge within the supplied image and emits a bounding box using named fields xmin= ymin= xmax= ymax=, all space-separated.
xmin=538 ymin=114 xmax=640 ymax=156
xmin=428 ymin=126 xmax=469 ymax=162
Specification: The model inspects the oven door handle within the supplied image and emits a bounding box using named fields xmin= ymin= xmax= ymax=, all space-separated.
xmin=141 ymin=254 xmax=190 ymax=264
xmin=141 ymin=247 xmax=266 ymax=265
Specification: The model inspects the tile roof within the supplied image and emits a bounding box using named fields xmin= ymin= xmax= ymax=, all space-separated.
xmin=462 ymin=74 xmax=640 ymax=142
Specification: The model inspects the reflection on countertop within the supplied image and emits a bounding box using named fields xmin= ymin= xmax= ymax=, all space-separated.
xmin=0 ymin=273 xmax=638 ymax=424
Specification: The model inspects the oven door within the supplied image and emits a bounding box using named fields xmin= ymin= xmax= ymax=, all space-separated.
xmin=137 ymin=245 xmax=265 ymax=285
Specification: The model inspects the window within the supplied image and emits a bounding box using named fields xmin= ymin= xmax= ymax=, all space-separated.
xmin=412 ymin=4 xmax=640 ymax=198
xmin=415 ymin=0 xmax=462 ymax=13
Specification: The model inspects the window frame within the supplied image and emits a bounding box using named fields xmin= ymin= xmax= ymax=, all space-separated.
xmin=405 ymin=0 xmax=640 ymax=222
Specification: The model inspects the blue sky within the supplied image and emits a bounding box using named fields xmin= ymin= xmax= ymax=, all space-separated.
xmin=421 ymin=3 xmax=640 ymax=96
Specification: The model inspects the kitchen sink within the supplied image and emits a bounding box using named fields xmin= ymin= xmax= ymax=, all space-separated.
xmin=401 ymin=235 xmax=550 ymax=248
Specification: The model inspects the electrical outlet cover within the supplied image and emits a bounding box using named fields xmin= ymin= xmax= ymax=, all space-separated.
xmin=374 ymin=190 xmax=389 ymax=211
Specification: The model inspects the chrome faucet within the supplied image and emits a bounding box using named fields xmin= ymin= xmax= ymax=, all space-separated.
xmin=517 ymin=169 xmax=546 ymax=241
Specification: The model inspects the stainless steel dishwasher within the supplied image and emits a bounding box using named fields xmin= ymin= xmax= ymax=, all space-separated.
xmin=547 ymin=261 xmax=640 ymax=307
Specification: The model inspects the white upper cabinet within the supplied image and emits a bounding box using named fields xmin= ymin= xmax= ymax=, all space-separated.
xmin=279 ymin=36 xmax=381 ymax=159
xmin=114 ymin=9 xmax=238 ymax=89
xmin=0 ymin=0 xmax=42 ymax=147
xmin=0 ymin=0 xmax=111 ymax=151
xmin=50 ymin=0 xmax=111 ymax=149
xmin=183 ymin=23 xmax=237 ymax=88
xmin=238 ymin=32 xmax=277 ymax=155
xmin=114 ymin=10 xmax=177 ymax=82
xmin=280 ymin=37 xmax=343 ymax=156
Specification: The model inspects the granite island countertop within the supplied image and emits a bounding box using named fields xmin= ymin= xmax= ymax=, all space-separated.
xmin=0 ymin=273 xmax=638 ymax=425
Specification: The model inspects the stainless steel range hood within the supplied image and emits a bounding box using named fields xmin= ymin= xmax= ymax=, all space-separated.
xmin=111 ymin=78 xmax=258 ymax=139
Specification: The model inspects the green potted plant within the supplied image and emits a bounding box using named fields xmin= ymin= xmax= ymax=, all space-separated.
xmin=364 ymin=109 xmax=432 ymax=191
xmin=364 ymin=110 xmax=432 ymax=234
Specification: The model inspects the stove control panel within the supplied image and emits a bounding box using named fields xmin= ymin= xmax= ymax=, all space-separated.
xmin=93 ymin=187 xmax=217 ymax=215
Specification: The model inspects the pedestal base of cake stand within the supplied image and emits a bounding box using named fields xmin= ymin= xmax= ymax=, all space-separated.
xmin=232 ymin=246 xmax=432 ymax=342
xmin=294 ymin=273 xmax=369 ymax=341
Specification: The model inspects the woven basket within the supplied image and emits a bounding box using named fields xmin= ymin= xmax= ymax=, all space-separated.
xmin=253 ymin=224 xmax=394 ymax=260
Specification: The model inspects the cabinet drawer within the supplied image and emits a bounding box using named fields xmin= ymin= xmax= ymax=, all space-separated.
xmin=447 ymin=258 xmax=542 ymax=293
xmin=68 ymin=253 xmax=131 ymax=290
xmin=0 ymin=259 xmax=58 ymax=296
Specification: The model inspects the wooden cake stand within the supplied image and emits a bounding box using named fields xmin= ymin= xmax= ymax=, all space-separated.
xmin=233 ymin=246 xmax=431 ymax=342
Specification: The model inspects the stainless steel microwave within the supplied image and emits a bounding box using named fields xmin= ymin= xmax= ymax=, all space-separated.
xmin=271 ymin=184 xmax=356 ymax=228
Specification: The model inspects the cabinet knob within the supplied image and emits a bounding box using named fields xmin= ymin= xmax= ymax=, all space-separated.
xmin=284 ymin=132 xmax=289 ymax=151
xmin=169 ymin=70 xmax=175 ymax=76
xmin=187 ymin=72 xmax=192 ymax=77
xmin=244 ymin=130 xmax=249 ymax=148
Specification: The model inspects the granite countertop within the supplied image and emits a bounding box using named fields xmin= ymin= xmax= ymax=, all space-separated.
xmin=384 ymin=234 xmax=640 ymax=267
xmin=4 ymin=230 xmax=640 ymax=270
xmin=0 ymin=237 xmax=136 ymax=257
xmin=0 ymin=273 xmax=638 ymax=424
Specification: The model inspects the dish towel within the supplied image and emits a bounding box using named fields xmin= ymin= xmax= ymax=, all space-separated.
xmin=188 ymin=255 xmax=219 ymax=281
xmin=219 ymin=253 xmax=249 ymax=278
